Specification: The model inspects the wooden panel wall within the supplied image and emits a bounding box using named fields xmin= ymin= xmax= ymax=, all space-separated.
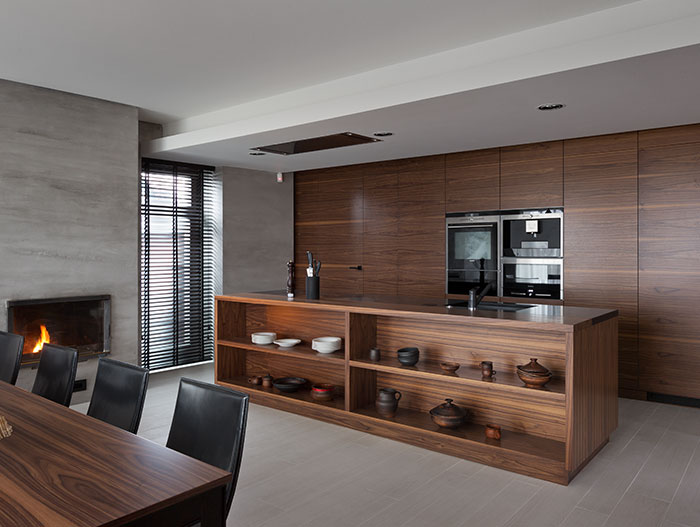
xmin=563 ymin=133 xmax=639 ymax=393
xmin=638 ymin=124 xmax=700 ymax=398
xmin=500 ymin=141 xmax=563 ymax=210
xmin=445 ymin=148 xmax=500 ymax=212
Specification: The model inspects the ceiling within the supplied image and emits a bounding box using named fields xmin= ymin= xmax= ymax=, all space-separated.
xmin=0 ymin=0 xmax=637 ymax=122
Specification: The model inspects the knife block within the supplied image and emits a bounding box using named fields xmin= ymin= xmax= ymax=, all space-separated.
xmin=306 ymin=276 xmax=320 ymax=300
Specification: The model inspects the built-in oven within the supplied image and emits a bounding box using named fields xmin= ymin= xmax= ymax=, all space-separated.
xmin=501 ymin=259 xmax=563 ymax=299
xmin=446 ymin=213 xmax=500 ymax=295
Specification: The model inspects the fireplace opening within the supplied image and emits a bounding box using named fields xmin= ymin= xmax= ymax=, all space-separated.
xmin=7 ymin=295 xmax=111 ymax=366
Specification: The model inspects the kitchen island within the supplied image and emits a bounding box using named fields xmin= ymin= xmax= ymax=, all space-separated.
xmin=215 ymin=292 xmax=618 ymax=484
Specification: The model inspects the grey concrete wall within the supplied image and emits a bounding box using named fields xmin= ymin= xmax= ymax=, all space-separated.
xmin=221 ymin=167 xmax=294 ymax=294
xmin=0 ymin=79 xmax=139 ymax=403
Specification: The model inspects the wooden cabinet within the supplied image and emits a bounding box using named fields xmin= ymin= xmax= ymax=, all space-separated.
xmin=445 ymin=148 xmax=499 ymax=212
xmin=563 ymin=133 xmax=639 ymax=394
xmin=294 ymin=166 xmax=364 ymax=295
xmin=638 ymin=124 xmax=700 ymax=399
xmin=500 ymin=141 xmax=563 ymax=210
xmin=397 ymin=156 xmax=446 ymax=297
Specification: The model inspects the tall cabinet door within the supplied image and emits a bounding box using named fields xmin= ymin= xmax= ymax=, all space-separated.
xmin=363 ymin=161 xmax=399 ymax=296
xmin=294 ymin=166 xmax=364 ymax=295
xmin=638 ymin=124 xmax=700 ymax=398
xmin=446 ymin=149 xmax=500 ymax=213
xmin=397 ymin=156 xmax=446 ymax=298
xmin=500 ymin=141 xmax=563 ymax=210
xmin=564 ymin=133 xmax=638 ymax=393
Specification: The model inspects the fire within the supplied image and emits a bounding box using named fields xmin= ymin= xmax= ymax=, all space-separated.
xmin=32 ymin=325 xmax=50 ymax=353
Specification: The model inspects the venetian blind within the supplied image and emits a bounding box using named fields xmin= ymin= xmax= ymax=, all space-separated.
xmin=140 ymin=159 xmax=221 ymax=370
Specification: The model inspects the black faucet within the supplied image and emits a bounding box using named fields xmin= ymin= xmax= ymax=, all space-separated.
xmin=468 ymin=281 xmax=495 ymax=311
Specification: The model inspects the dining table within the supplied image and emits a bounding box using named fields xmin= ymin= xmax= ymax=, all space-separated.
xmin=0 ymin=381 xmax=232 ymax=526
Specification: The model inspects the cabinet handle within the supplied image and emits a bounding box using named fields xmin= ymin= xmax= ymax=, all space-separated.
xmin=348 ymin=265 xmax=363 ymax=271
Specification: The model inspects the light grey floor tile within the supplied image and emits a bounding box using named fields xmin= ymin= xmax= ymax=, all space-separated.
xmin=457 ymin=479 xmax=540 ymax=527
xmin=665 ymin=443 xmax=700 ymax=527
xmin=560 ymin=507 xmax=608 ymax=527
xmin=604 ymin=491 xmax=669 ymax=527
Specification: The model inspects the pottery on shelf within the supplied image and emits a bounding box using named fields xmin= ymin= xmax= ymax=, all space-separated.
xmin=369 ymin=347 xmax=381 ymax=362
xmin=272 ymin=377 xmax=307 ymax=393
xmin=480 ymin=360 xmax=496 ymax=379
xmin=261 ymin=374 xmax=273 ymax=388
xmin=516 ymin=358 xmax=552 ymax=388
xmin=518 ymin=358 xmax=550 ymax=375
xmin=251 ymin=332 xmax=277 ymax=345
xmin=376 ymin=388 xmax=402 ymax=417
xmin=273 ymin=338 xmax=301 ymax=348
xmin=429 ymin=398 xmax=467 ymax=429
xmin=485 ymin=424 xmax=501 ymax=440
xmin=312 ymin=337 xmax=342 ymax=354
xmin=396 ymin=347 xmax=419 ymax=366
xmin=439 ymin=362 xmax=460 ymax=373
xmin=248 ymin=376 xmax=262 ymax=385
xmin=310 ymin=383 xmax=334 ymax=402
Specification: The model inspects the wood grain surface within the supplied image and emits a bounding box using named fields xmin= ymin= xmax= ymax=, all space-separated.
xmin=445 ymin=148 xmax=500 ymax=212
xmin=0 ymin=382 xmax=230 ymax=527
xmin=500 ymin=141 xmax=563 ymax=209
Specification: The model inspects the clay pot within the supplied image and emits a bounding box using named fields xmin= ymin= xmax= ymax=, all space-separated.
xmin=261 ymin=374 xmax=273 ymax=388
xmin=397 ymin=347 xmax=419 ymax=366
xmin=516 ymin=369 xmax=553 ymax=388
xmin=480 ymin=361 xmax=496 ymax=379
xmin=518 ymin=358 xmax=550 ymax=375
xmin=440 ymin=362 xmax=460 ymax=373
xmin=311 ymin=383 xmax=334 ymax=402
xmin=369 ymin=347 xmax=381 ymax=362
xmin=429 ymin=398 xmax=467 ymax=429
xmin=376 ymin=388 xmax=402 ymax=417
xmin=485 ymin=424 xmax=501 ymax=440
xmin=248 ymin=376 xmax=262 ymax=385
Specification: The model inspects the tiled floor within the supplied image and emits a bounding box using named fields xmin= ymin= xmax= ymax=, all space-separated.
xmin=73 ymin=364 xmax=700 ymax=527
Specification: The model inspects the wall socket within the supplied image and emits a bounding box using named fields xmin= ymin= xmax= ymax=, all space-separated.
xmin=73 ymin=379 xmax=87 ymax=393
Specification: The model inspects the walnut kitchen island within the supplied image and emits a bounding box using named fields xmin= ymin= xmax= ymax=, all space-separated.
xmin=215 ymin=292 xmax=617 ymax=484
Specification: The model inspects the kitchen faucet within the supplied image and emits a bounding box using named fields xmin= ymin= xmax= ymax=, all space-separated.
xmin=468 ymin=281 xmax=495 ymax=311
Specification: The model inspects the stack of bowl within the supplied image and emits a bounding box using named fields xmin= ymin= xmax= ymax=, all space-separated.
xmin=251 ymin=332 xmax=276 ymax=345
xmin=312 ymin=337 xmax=342 ymax=354
xmin=397 ymin=347 xmax=420 ymax=366
xmin=516 ymin=358 xmax=552 ymax=388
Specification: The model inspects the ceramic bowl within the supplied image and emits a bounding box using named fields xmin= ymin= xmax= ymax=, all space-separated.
xmin=397 ymin=347 xmax=419 ymax=366
xmin=516 ymin=367 xmax=553 ymax=389
xmin=272 ymin=377 xmax=307 ymax=393
xmin=274 ymin=338 xmax=301 ymax=348
xmin=251 ymin=332 xmax=277 ymax=345
xmin=312 ymin=337 xmax=342 ymax=354
xmin=485 ymin=424 xmax=502 ymax=440
xmin=310 ymin=383 xmax=335 ymax=401
xmin=439 ymin=362 xmax=460 ymax=373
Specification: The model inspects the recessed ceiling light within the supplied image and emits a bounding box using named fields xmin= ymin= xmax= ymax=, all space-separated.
xmin=537 ymin=103 xmax=566 ymax=111
xmin=373 ymin=131 xmax=393 ymax=137
xmin=249 ymin=151 xmax=265 ymax=156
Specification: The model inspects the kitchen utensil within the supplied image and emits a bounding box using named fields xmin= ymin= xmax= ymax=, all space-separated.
xmin=306 ymin=276 xmax=320 ymax=299
xmin=262 ymin=374 xmax=273 ymax=388
xmin=312 ymin=337 xmax=342 ymax=353
xmin=376 ymin=388 xmax=401 ymax=417
xmin=440 ymin=361 xmax=460 ymax=373
xmin=251 ymin=332 xmax=277 ymax=345
xmin=480 ymin=361 xmax=496 ymax=379
xmin=272 ymin=377 xmax=307 ymax=393
xmin=314 ymin=260 xmax=321 ymax=276
xmin=485 ymin=424 xmax=501 ymax=440
xmin=429 ymin=398 xmax=467 ymax=429
xmin=310 ymin=383 xmax=334 ymax=402
xmin=369 ymin=347 xmax=381 ymax=362
xmin=274 ymin=338 xmax=301 ymax=348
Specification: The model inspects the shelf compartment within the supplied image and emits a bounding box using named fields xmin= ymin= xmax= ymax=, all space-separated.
xmin=349 ymin=356 xmax=565 ymax=399
xmin=351 ymin=404 xmax=567 ymax=484
xmin=219 ymin=337 xmax=344 ymax=363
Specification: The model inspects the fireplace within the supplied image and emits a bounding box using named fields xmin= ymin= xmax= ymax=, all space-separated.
xmin=7 ymin=295 xmax=111 ymax=366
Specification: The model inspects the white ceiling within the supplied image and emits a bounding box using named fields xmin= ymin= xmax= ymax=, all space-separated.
xmin=0 ymin=0 xmax=637 ymax=122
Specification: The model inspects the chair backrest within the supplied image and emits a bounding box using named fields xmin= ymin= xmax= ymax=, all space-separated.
xmin=0 ymin=330 xmax=24 ymax=385
xmin=166 ymin=378 xmax=249 ymax=518
xmin=31 ymin=343 xmax=78 ymax=406
xmin=87 ymin=358 xmax=149 ymax=434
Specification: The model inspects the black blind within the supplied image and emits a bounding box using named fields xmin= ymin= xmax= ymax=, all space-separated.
xmin=140 ymin=159 xmax=220 ymax=370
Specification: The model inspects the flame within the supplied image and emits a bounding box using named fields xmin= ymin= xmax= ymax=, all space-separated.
xmin=32 ymin=325 xmax=50 ymax=353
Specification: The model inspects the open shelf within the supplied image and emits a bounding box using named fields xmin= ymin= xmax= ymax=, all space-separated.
xmin=218 ymin=337 xmax=344 ymax=363
xmin=218 ymin=375 xmax=346 ymax=412
xmin=352 ymin=404 xmax=566 ymax=465
xmin=349 ymin=356 xmax=565 ymax=399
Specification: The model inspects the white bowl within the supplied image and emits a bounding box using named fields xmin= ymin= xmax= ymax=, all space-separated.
xmin=312 ymin=337 xmax=342 ymax=354
xmin=274 ymin=338 xmax=301 ymax=348
xmin=251 ymin=332 xmax=276 ymax=345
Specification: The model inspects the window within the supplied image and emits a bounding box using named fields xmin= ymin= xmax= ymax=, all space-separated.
xmin=140 ymin=159 xmax=221 ymax=370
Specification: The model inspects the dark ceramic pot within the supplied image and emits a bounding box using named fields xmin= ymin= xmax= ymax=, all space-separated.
xmin=272 ymin=377 xmax=307 ymax=393
xmin=397 ymin=347 xmax=419 ymax=366
xmin=429 ymin=398 xmax=467 ymax=429
xmin=376 ymin=388 xmax=402 ymax=417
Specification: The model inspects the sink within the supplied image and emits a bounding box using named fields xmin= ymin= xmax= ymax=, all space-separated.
xmin=445 ymin=300 xmax=534 ymax=312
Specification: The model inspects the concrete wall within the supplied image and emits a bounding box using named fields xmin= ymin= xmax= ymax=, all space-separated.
xmin=221 ymin=167 xmax=294 ymax=294
xmin=0 ymin=79 xmax=139 ymax=403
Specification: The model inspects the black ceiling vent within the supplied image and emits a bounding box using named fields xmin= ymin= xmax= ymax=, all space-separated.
xmin=251 ymin=132 xmax=380 ymax=156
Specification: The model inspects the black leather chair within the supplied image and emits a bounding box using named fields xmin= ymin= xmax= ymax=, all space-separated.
xmin=166 ymin=378 xmax=249 ymax=520
xmin=87 ymin=358 xmax=149 ymax=434
xmin=31 ymin=343 xmax=78 ymax=406
xmin=0 ymin=330 xmax=24 ymax=385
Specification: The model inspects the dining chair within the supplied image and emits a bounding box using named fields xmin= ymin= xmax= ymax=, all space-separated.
xmin=87 ymin=358 xmax=149 ymax=433
xmin=0 ymin=330 xmax=24 ymax=385
xmin=31 ymin=343 xmax=78 ymax=406
xmin=166 ymin=378 xmax=249 ymax=521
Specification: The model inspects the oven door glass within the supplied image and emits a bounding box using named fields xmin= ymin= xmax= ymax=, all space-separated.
xmin=502 ymin=261 xmax=562 ymax=299
xmin=447 ymin=224 xmax=499 ymax=295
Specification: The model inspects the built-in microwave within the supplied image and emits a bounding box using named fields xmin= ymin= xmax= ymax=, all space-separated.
xmin=446 ymin=213 xmax=500 ymax=295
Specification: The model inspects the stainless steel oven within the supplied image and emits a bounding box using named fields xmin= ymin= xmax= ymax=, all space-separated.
xmin=446 ymin=213 xmax=500 ymax=295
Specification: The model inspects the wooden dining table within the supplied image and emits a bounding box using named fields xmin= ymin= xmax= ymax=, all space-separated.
xmin=0 ymin=381 xmax=231 ymax=526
